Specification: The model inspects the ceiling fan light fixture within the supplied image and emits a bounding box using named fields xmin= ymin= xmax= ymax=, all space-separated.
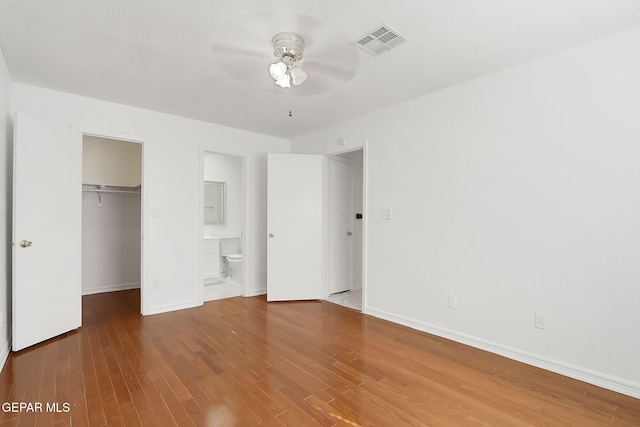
xmin=269 ymin=32 xmax=307 ymax=88
xmin=275 ymin=74 xmax=291 ymax=88
xmin=290 ymin=66 xmax=307 ymax=85
xmin=269 ymin=62 xmax=287 ymax=80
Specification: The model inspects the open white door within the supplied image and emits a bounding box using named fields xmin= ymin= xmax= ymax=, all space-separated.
xmin=267 ymin=153 xmax=323 ymax=301
xmin=12 ymin=113 xmax=82 ymax=351
xmin=328 ymin=158 xmax=353 ymax=294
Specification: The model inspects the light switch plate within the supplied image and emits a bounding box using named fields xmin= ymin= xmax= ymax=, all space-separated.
xmin=382 ymin=208 xmax=393 ymax=220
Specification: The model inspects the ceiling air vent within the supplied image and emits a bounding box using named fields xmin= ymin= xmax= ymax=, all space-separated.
xmin=352 ymin=23 xmax=408 ymax=56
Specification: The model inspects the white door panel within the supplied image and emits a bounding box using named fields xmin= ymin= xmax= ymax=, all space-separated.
xmin=12 ymin=113 xmax=82 ymax=351
xmin=329 ymin=159 xmax=353 ymax=294
xmin=267 ymin=153 xmax=322 ymax=301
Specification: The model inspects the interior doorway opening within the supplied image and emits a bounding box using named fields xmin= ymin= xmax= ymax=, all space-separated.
xmin=81 ymin=135 xmax=143 ymax=312
xmin=201 ymin=151 xmax=245 ymax=302
xmin=325 ymin=148 xmax=364 ymax=311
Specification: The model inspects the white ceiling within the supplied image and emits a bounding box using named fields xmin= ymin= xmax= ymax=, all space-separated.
xmin=1 ymin=0 xmax=640 ymax=139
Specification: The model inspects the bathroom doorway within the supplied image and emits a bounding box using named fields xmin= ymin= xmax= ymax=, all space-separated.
xmin=201 ymin=151 xmax=245 ymax=302
xmin=325 ymin=148 xmax=364 ymax=311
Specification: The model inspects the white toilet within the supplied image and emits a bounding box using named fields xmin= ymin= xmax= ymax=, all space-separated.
xmin=224 ymin=253 xmax=243 ymax=283
xmin=220 ymin=237 xmax=242 ymax=283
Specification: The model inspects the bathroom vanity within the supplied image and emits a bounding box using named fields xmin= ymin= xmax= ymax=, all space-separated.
xmin=203 ymin=237 xmax=220 ymax=284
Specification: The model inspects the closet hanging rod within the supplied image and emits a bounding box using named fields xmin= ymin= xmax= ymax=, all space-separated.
xmin=83 ymin=189 xmax=141 ymax=194
xmin=82 ymin=184 xmax=141 ymax=194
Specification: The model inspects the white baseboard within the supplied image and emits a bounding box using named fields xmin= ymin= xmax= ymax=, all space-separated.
xmin=82 ymin=283 xmax=140 ymax=296
xmin=244 ymin=287 xmax=266 ymax=297
xmin=0 ymin=338 xmax=9 ymax=372
xmin=365 ymin=305 xmax=640 ymax=399
xmin=143 ymin=300 xmax=201 ymax=316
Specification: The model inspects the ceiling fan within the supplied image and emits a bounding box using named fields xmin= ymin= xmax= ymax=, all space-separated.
xmin=210 ymin=13 xmax=359 ymax=95
xmin=268 ymin=32 xmax=307 ymax=88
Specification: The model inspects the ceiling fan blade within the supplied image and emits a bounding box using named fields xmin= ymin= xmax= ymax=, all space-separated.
xmin=302 ymin=58 xmax=358 ymax=82
xmin=210 ymin=42 xmax=265 ymax=61
xmin=291 ymin=74 xmax=339 ymax=95
xmin=285 ymin=14 xmax=324 ymax=42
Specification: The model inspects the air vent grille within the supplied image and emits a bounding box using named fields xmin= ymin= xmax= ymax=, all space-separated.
xmin=353 ymin=23 xmax=408 ymax=56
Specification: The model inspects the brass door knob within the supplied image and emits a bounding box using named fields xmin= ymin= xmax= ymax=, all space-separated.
xmin=346 ymin=231 xmax=352 ymax=236
xmin=19 ymin=240 xmax=33 ymax=248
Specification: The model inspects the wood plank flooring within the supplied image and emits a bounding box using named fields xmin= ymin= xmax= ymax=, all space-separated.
xmin=0 ymin=289 xmax=638 ymax=426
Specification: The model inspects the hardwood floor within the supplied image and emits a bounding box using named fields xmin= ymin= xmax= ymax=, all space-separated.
xmin=0 ymin=290 xmax=638 ymax=426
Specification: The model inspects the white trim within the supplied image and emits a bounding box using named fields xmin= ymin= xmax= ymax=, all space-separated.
xmin=144 ymin=300 xmax=201 ymax=316
xmin=365 ymin=306 xmax=640 ymax=399
xmin=244 ymin=287 xmax=266 ymax=297
xmin=321 ymin=155 xmax=329 ymax=299
xmin=240 ymin=155 xmax=248 ymax=297
xmin=0 ymin=339 xmax=9 ymax=370
xmin=198 ymin=148 xmax=205 ymax=304
xmin=70 ymin=126 xmax=147 ymax=144
xmin=82 ymin=283 xmax=140 ymax=296
xmin=361 ymin=141 xmax=369 ymax=313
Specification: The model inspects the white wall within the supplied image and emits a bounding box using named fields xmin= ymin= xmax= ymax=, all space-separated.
xmin=204 ymin=152 xmax=243 ymax=238
xmin=12 ymin=83 xmax=289 ymax=314
xmin=82 ymin=136 xmax=142 ymax=295
xmin=83 ymin=135 xmax=142 ymax=187
xmin=0 ymin=49 xmax=12 ymax=367
xmin=82 ymin=192 xmax=141 ymax=294
xmin=291 ymin=26 xmax=640 ymax=398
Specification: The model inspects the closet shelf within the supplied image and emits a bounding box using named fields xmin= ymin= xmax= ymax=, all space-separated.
xmin=82 ymin=184 xmax=141 ymax=194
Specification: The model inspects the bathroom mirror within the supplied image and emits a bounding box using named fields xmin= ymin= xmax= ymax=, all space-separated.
xmin=204 ymin=181 xmax=225 ymax=224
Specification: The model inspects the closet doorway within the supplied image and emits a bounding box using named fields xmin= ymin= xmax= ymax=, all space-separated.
xmin=201 ymin=151 xmax=245 ymax=302
xmin=81 ymin=136 xmax=142 ymax=308
xmin=325 ymin=148 xmax=364 ymax=311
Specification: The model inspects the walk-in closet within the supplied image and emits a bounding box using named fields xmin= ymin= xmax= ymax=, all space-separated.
xmin=82 ymin=136 xmax=142 ymax=298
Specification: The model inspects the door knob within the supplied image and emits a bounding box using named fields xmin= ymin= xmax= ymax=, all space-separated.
xmin=19 ymin=240 xmax=33 ymax=248
xmin=268 ymin=233 xmax=274 ymax=238
xmin=346 ymin=231 xmax=352 ymax=236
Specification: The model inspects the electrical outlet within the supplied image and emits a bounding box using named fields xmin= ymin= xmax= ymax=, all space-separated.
xmin=535 ymin=312 xmax=547 ymax=330
xmin=382 ymin=208 xmax=393 ymax=220
xmin=448 ymin=294 xmax=457 ymax=309
xmin=152 ymin=280 xmax=160 ymax=289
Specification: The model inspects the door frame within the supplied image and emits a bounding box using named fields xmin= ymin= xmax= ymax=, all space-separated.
xmin=75 ymin=127 xmax=147 ymax=314
xmin=322 ymin=145 xmax=367 ymax=312
xmin=198 ymin=148 xmax=247 ymax=304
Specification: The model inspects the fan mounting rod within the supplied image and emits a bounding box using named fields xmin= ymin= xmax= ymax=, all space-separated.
xmin=272 ymin=32 xmax=305 ymax=63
